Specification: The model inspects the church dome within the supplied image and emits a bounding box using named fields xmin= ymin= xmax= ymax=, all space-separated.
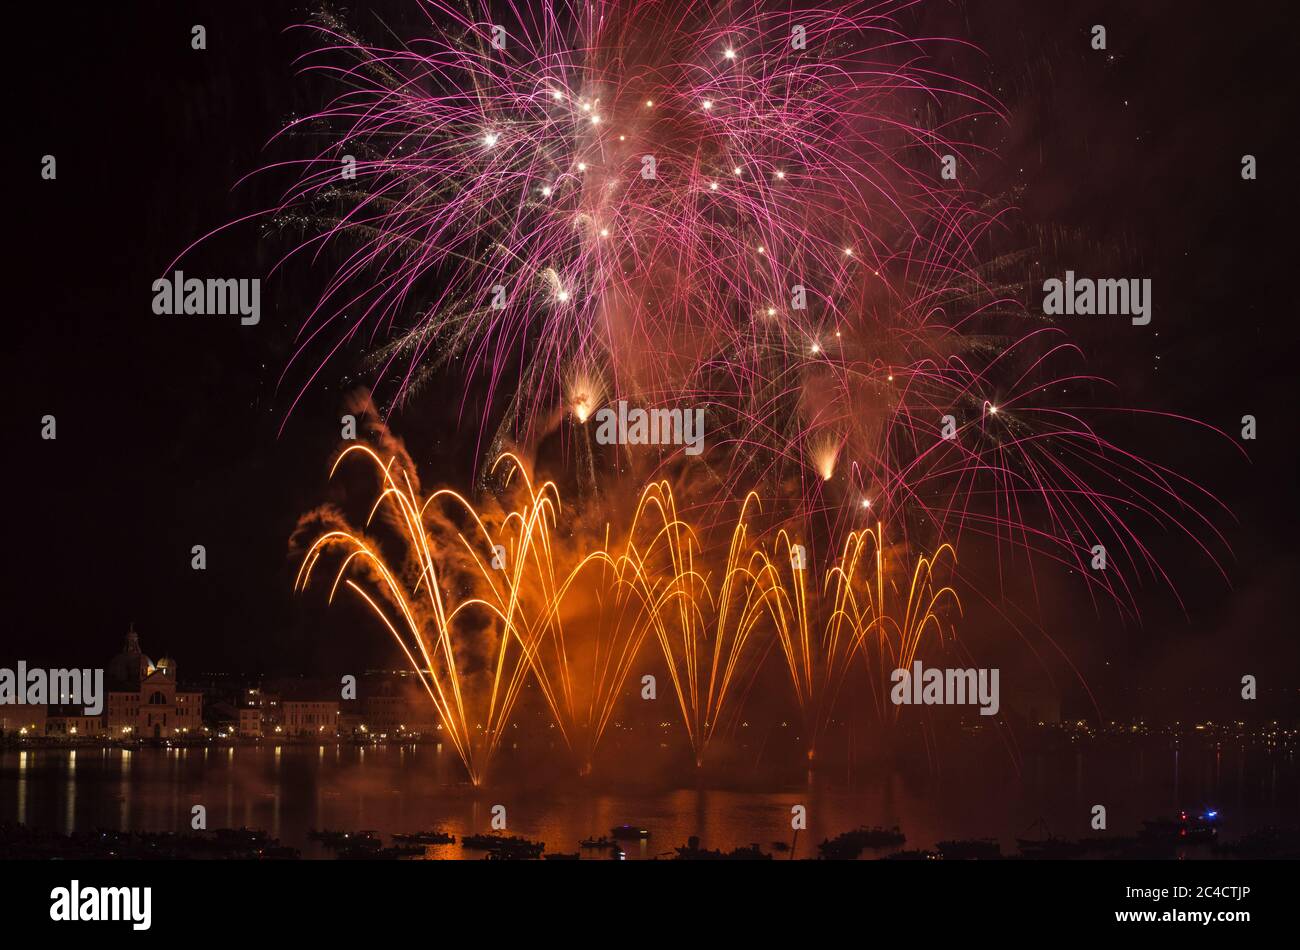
xmin=107 ymin=625 xmax=153 ymax=688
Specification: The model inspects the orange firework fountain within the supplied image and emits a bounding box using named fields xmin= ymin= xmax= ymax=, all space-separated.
xmin=618 ymin=486 xmax=774 ymax=768
xmin=296 ymin=445 xmax=577 ymax=785
xmin=756 ymin=528 xmax=960 ymax=760
xmin=296 ymin=445 xmax=961 ymax=783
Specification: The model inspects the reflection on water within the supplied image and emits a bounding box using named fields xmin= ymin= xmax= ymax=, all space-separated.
xmin=1 ymin=741 xmax=1294 ymax=858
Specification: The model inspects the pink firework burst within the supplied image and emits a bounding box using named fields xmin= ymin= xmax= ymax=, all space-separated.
xmin=189 ymin=0 xmax=1237 ymax=621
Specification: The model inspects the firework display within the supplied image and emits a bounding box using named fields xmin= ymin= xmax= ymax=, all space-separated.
xmin=8 ymin=0 xmax=1296 ymax=930
xmin=255 ymin=0 xmax=1233 ymax=762
xmin=296 ymin=442 xmax=959 ymax=780
xmin=236 ymin=0 xmax=1231 ymax=623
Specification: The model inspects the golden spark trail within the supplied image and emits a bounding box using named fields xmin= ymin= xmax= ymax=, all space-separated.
xmin=295 ymin=445 xmax=962 ymax=782
xmin=296 ymin=446 xmax=557 ymax=785
xmin=613 ymin=486 xmax=777 ymax=767
xmin=755 ymin=526 xmax=961 ymax=757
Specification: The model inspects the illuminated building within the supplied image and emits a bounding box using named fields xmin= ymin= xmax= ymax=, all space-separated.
xmin=101 ymin=625 xmax=204 ymax=738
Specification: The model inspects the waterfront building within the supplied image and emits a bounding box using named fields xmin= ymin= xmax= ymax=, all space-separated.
xmin=64 ymin=625 xmax=206 ymax=739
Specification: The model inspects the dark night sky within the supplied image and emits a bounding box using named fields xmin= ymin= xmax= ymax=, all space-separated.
xmin=7 ymin=1 xmax=1298 ymax=718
